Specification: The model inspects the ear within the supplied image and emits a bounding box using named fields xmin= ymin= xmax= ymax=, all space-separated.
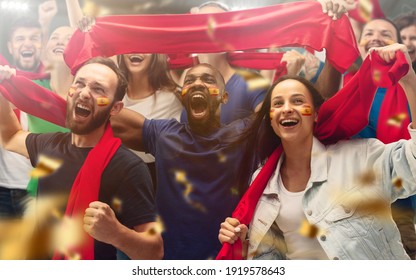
xmin=110 ymin=101 xmax=124 ymax=116
xmin=221 ymin=91 xmax=229 ymax=104
xmin=314 ymin=110 xmax=318 ymax=122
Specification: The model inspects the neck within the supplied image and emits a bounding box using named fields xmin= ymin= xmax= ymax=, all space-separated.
xmin=280 ymin=136 xmax=313 ymax=192
xmin=127 ymin=73 xmax=154 ymax=99
xmin=190 ymin=118 xmax=221 ymax=136
xmin=71 ymin=125 xmax=106 ymax=148
xmin=50 ymin=62 xmax=73 ymax=99
xmin=197 ymin=53 xmax=235 ymax=83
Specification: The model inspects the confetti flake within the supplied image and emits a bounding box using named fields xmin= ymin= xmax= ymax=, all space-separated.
xmin=230 ymin=186 xmax=239 ymax=196
xmin=246 ymin=78 xmax=270 ymax=92
xmin=387 ymin=113 xmax=407 ymax=127
xmin=372 ymin=69 xmax=381 ymax=83
xmin=357 ymin=169 xmax=376 ymax=186
xmin=111 ymin=197 xmax=122 ymax=213
xmin=175 ymin=170 xmax=187 ymax=184
xmin=146 ymin=216 xmax=165 ymax=236
xmin=298 ymin=219 xmax=320 ymax=238
xmin=207 ymin=16 xmax=217 ymax=39
xmin=217 ymin=152 xmax=227 ymax=163
xmin=30 ymin=155 xmax=63 ymax=178
xmin=392 ymin=177 xmax=403 ymax=189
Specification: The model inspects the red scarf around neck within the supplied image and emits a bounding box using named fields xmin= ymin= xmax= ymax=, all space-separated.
xmin=216 ymin=51 xmax=410 ymax=260
xmin=52 ymin=123 xmax=121 ymax=260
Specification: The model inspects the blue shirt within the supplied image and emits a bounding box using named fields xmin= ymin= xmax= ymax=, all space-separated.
xmin=143 ymin=118 xmax=250 ymax=259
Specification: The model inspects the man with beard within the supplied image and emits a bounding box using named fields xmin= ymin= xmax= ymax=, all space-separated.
xmin=0 ymin=57 xmax=163 ymax=260
xmin=111 ymin=63 xmax=249 ymax=259
xmin=353 ymin=18 xmax=416 ymax=260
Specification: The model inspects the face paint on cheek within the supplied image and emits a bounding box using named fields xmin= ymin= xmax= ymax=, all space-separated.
xmin=270 ymin=108 xmax=275 ymax=121
xmin=67 ymin=86 xmax=76 ymax=98
xmin=300 ymin=105 xmax=312 ymax=116
xmin=181 ymin=87 xmax=189 ymax=96
xmin=97 ymin=97 xmax=110 ymax=107
xmin=359 ymin=38 xmax=369 ymax=47
xmin=383 ymin=39 xmax=395 ymax=45
xmin=208 ymin=87 xmax=220 ymax=96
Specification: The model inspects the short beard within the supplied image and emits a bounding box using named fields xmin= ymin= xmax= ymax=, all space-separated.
xmin=66 ymin=103 xmax=113 ymax=135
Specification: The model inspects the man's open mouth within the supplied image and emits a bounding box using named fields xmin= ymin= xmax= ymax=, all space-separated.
xmin=129 ymin=55 xmax=144 ymax=63
xmin=21 ymin=50 xmax=34 ymax=58
xmin=190 ymin=94 xmax=208 ymax=117
xmin=75 ymin=103 xmax=91 ymax=117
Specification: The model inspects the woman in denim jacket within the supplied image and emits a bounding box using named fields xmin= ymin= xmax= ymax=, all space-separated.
xmin=219 ymin=43 xmax=416 ymax=260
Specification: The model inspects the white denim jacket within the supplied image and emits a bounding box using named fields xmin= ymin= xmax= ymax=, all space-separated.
xmin=248 ymin=125 xmax=416 ymax=260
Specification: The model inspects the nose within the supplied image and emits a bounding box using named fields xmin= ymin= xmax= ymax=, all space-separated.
xmin=78 ymin=87 xmax=92 ymax=101
xmin=282 ymin=102 xmax=294 ymax=114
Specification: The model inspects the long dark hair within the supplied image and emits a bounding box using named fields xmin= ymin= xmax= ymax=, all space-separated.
xmin=234 ymin=75 xmax=324 ymax=195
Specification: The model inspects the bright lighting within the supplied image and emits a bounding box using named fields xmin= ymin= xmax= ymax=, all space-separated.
xmin=0 ymin=0 xmax=28 ymax=12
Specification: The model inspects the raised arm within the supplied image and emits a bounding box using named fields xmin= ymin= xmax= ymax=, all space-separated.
xmin=0 ymin=66 xmax=30 ymax=158
xmin=110 ymin=108 xmax=146 ymax=151
xmin=383 ymin=44 xmax=416 ymax=128
xmin=65 ymin=0 xmax=84 ymax=28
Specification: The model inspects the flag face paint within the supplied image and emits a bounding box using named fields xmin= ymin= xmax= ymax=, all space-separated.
xmin=68 ymin=86 xmax=77 ymax=98
xmin=97 ymin=97 xmax=109 ymax=106
xmin=300 ymin=105 xmax=312 ymax=116
xmin=270 ymin=108 xmax=275 ymax=121
xmin=208 ymin=87 xmax=220 ymax=96
xmin=181 ymin=87 xmax=188 ymax=96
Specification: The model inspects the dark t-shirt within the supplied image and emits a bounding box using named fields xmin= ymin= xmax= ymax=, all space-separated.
xmin=26 ymin=132 xmax=156 ymax=259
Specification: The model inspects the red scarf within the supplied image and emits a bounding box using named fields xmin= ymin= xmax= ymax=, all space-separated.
xmin=216 ymin=51 xmax=410 ymax=260
xmin=0 ymin=75 xmax=67 ymax=127
xmin=53 ymin=123 xmax=121 ymax=260
xmin=372 ymin=53 xmax=410 ymax=143
xmin=64 ymin=1 xmax=358 ymax=74
xmin=0 ymin=53 xmax=49 ymax=80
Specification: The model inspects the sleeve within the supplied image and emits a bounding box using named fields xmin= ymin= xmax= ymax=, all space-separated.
xmin=25 ymin=133 xmax=44 ymax=167
xmin=370 ymin=124 xmax=416 ymax=202
xmin=116 ymin=157 xmax=156 ymax=228
xmin=142 ymin=118 xmax=177 ymax=155
xmin=250 ymin=87 xmax=267 ymax=111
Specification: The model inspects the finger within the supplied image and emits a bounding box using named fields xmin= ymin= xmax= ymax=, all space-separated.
xmin=83 ymin=215 xmax=94 ymax=225
xmin=84 ymin=207 xmax=97 ymax=217
xmin=218 ymin=229 xmax=238 ymax=244
xmin=225 ymin=217 xmax=240 ymax=227
xmin=89 ymin=201 xmax=104 ymax=208
xmin=326 ymin=1 xmax=334 ymax=17
xmin=236 ymin=224 xmax=249 ymax=241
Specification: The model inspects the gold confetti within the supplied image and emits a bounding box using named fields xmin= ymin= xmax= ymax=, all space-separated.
xmin=30 ymin=155 xmax=63 ymax=178
xmin=97 ymin=97 xmax=109 ymax=106
xmin=358 ymin=0 xmax=372 ymax=22
xmin=146 ymin=216 xmax=165 ymax=236
xmin=372 ymin=69 xmax=381 ymax=83
xmin=52 ymin=216 xmax=85 ymax=258
xmin=175 ymin=170 xmax=187 ymax=184
xmin=218 ymin=152 xmax=227 ymax=163
xmin=230 ymin=186 xmax=239 ymax=196
xmin=357 ymin=169 xmax=377 ymax=186
xmin=387 ymin=113 xmax=407 ymax=127
xmin=247 ymin=78 xmax=270 ymax=92
xmin=207 ymin=16 xmax=217 ymax=38
xmin=298 ymin=219 xmax=320 ymax=238
xmin=392 ymin=177 xmax=403 ymax=189
xmin=111 ymin=197 xmax=122 ymax=213
xmin=183 ymin=182 xmax=193 ymax=198
xmin=188 ymin=201 xmax=207 ymax=213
